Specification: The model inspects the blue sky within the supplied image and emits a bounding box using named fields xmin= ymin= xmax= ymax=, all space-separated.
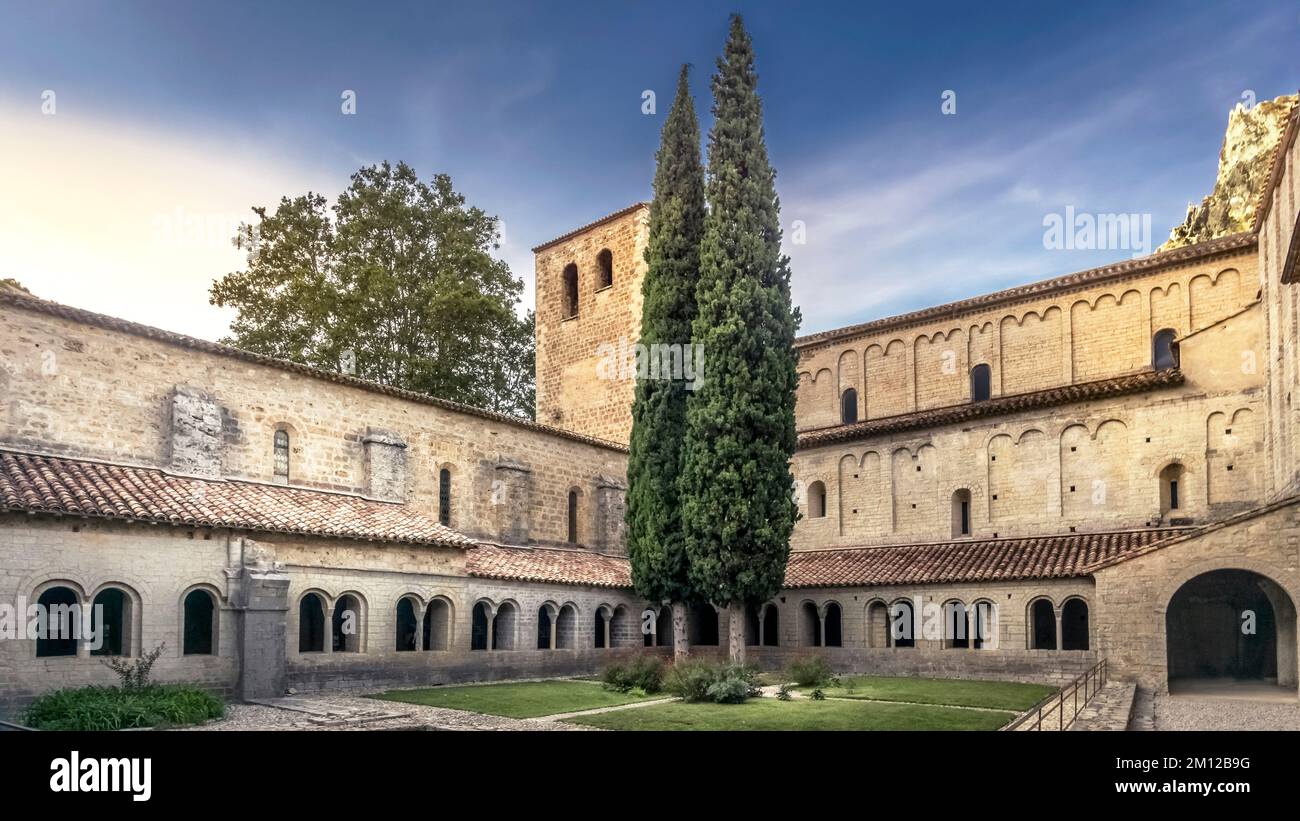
xmin=0 ymin=0 xmax=1296 ymax=340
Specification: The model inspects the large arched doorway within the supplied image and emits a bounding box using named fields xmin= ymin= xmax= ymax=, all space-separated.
xmin=1166 ymin=569 xmax=1297 ymax=694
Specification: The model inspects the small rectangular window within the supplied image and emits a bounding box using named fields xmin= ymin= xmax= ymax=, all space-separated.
xmin=960 ymin=501 xmax=970 ymax=536
xmin=438 ymin=469 xmax=451 ymax=526
xmin=1169 ymin=480 xmax=1179 ymax=510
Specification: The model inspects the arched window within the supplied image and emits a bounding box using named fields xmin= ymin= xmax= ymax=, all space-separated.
xmin=690 ymin=604 xmax=719 ymax=646
xmin=1029 ymin=598 xmax=1056 ymax=650
xmin=890 ymin=599 xmax=916 ymax=648
xmin=824 ymin=602 xmax=843 ymax=647
xmin=36 ymin=586 xmax=79 ymax=658
xmin=952 ymin=488 xmax=972 ymax=537
xmin=562 ymin=263 xmax=579 ymax=318
xmin=596 ymin=248 xmax=613 ymax=289
xmin=807 ymin=481 xmax=827 ymax=518
xmin=333 ymin=594 xmax=361 ymax=652
xmin=91 ymin=587 xmax=131 ymax=657
xmin=1160 ymin=463 xmax=1185 ymax=514
xmin=537 ymin=605 xmax=554 ymax=649
xmin=942 ymin=600 xmax=969 ymax=649
xmin=438 ymin=468 xmax=452 ymax=526
xmin=972 ymin=600 xmax=997 ymax=650
xmin=1153 ymin=328 xmax=1178 ymax=370
xmin=567 ymin=490 xmax=579 ymax=544
xmin=594 ymin=607 xmax=609 ymax=648
xmin=1061 ymin=598 xmax=1090 ymax=650
xmin=395 ymin=597 xmax=418 ymax=651
xmin=970 ymin=364 xmax=991 ymax=402
xmin=762 ymin=603 xmax=780 ymax=647
xmin=867 ymin=600 xmax=889 ymax=648
xmin=471 ymin=602 xmax=490 ymax=651
xmin=423 ymin=598 xmax=451 ymax=651
xmin=182 ymin=589 xmax=216 ymax=655
xmin=299 ymin=593 xmax=325 ymax=653
xmin=840 ymin=388 xmax=858 ymax=424
xmin=273 ymin=429 xmax=290 ymax=483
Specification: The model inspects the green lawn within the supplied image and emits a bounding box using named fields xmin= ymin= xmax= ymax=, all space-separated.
xmin=564 ymin=697 xmax=1011 ymax=731
xmin=801 ymin=676 xmax=1054 ymax=711
xmin=367 ymin=679 xmax=660 ymax=718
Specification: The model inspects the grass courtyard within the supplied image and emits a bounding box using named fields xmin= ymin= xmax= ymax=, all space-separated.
xmin=367 ymin=679 xmax=661 ymax=719
xmin=368 ymin=674 xmax=1052 ymax=730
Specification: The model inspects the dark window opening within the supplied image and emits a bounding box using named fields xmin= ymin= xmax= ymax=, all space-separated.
xmin=562 ymin=263 xmax=579 ymax=318
xmin=273 ymin=429 xmax=290 ymax=482
xmin=299 ymin=594 xmax=325 ymax=653
xmin=840 ymin=388 xmax=858 ymax=424
xmin=471 ymin=602 xmax=490 ymax=651
xmin=1153 ymin=328 xmax=1178 ymax=370
xmin=1061 ymin=599 xmax=1090 ymax=650
xmin=824 ymin=602 xmax=843 ymax=647
xmin=438 ymin=468 xmax=451 ymax=526
xmin=36 ymin=586 xmax=79 ymax=657
xmin=91 ymin=588 xmax=128 ymax=656
xmin=333 ymin=595 xmax=361 ymax=652
xmin=970 ymin=364 xmax=991 ymax=402
xmin=1030 ymin=599 xmax=1056 ymax=650
xmin=596 ymin=249 xmax=613 ymax=289
xmin=567 ymin=490 xmax=579 ymax=544
xmin=183 ymin=589 xmax=215 ymax=655
xmin=395 ymin=598 xmax=417 ymax=651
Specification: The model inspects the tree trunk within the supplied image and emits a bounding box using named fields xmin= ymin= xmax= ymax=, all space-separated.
xmin=727 ymin=602 xmax=746 ymax=664
xmin=671 ymin=602 xmax=690 ymax=660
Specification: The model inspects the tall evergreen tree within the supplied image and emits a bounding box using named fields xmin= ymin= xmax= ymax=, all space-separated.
xmin=626 ymin=65 xmax=706 ymax=656
xmin=681 ymin=16 xmax=800 ymax=663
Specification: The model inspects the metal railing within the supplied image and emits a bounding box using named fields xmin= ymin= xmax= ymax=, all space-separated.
xmin=1002 ymin=657 xmax=1107 ymax=731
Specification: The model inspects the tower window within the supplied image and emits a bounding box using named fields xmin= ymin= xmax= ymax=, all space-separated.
xmin=562 ymin=263 xmax=579 ymax=318
xmin=840 ymin=388 xmax=858 ymax=424
xmin=970 ymin=364 xmax=991 ymax=402
xmin=596 ymin=249 xmax=613 ymax=289
xmin=1152 ymin=329 xmax=1178 ymax=370
xmin=273 ymin=430 xmax=290 ymax=482
xmin=567 ymin=490 xmax=579 ymax=543
xmin=1160 ymin=463 xmax=1185 ymax=514
xmin=952 ymin=489 xmax=971 ymax=537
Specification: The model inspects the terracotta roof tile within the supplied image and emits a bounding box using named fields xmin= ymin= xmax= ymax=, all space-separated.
xmin=530 ymin=202 xmax=649 ymax=253
xmin=0 ymin=449 xmax=474 ymax=548
xmin=798 ymin=368 xmax=1183 ymax=449
xmin=783 ymin=528 xmax=1186 ymax=588
xmin=466 ymin=543 xmax=633 ymax=589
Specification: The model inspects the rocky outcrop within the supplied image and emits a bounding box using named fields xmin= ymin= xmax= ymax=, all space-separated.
xmin=1160 ymin=93 xmax=1298 ymax=251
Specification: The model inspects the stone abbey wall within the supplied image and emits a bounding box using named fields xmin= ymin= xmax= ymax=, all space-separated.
xmin=533 ymin=204 xmax=648 ymax=445
xmin=0 ymin=298 xmax=628 ymax=552
xmin=795 ymin=253 xmax=1259 ymax=431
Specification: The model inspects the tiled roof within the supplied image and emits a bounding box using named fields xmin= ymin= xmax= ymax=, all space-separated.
xmin=530 ymin=202 xmax=649 ymax=253
xmin=784 ymin=528 xmax=1186 ymax=588
xmin=798 ymin=368 xmax=1183 ymax=449
xmin=795 ymin=233 xmax=1256 ymax=351
xmin=466 ymin=543 xmax=633 ymax=589
xmin=0 ymin=449 xmax=474 ymax=548
xmin=0 ymin=290 xmax=627 ymax=454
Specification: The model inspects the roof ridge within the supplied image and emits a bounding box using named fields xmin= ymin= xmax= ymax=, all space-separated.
xmin=530 ymin=201 xmax=650 ymax=253
xmin=790 ymin=526 xmax=1190 ymax=556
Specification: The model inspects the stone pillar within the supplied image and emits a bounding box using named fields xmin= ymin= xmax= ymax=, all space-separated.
xmin=363 ymin=428 xmax=408 ymax=502
xmin=486 ymin=609 xmax=496 ymax=652
xmin=1055 ymin=609 xmax=1063 ymax=651
xmin=493 ymin=458 xmax=533 ymax=544
xmin=230 ymin=539 xmax=290 ymax=701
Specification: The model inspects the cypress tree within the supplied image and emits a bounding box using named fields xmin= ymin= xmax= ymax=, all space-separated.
xmin=681 ymin=16 xmax=800 ymax=663
xmin=626 ymin=65 xmax=706 ymax=655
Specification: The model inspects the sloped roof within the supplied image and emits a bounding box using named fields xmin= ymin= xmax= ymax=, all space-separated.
xmin=783 ymin=528 xmax=1186 ymax=589
xmin=0 ymin=449 xmax=474 ymax=548
xmin=466 ymin=542 xmax=633 ymax=588
xmin=798 ymin=368 xmax=1184 ymax=449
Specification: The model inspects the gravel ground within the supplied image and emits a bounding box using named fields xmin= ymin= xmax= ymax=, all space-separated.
xmin=185 ymin=691 xmax=593 ymax=731
xmin=1153 ymin=694 xmax=1300 ymax=731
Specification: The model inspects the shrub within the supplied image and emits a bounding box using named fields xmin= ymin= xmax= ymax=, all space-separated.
xmin=22 ymin=683 xmax=224 ymax=731
xmin=665 ymin=660 xmax=760 ymax=704
xmin=776 ymin=683 xmax=793 ymax=701
xmin=785 ymin=654 xmax=834 ymax=688
xmin=601 ymin=656 xmax=664 ymax=694
xmin=811 ymin=688 xmax=826 ymax=701
xmin=98 ymin=642 xmax=167 ymax=689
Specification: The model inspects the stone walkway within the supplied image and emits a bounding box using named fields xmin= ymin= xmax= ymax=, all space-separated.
xmin=1069 ymin=681 xmax=1136 ymax=731
xmin=1153 ymin=690 xmax=1300 ymax=731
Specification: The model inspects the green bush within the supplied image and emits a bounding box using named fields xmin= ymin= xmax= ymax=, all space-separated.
xmin=665 ymin=660 xmax=760 ymax=703
xmin=785 ymin=654 xmax=834 ymax=688
xmin=600 ymin=657 xmax=664 ymax=694
xmin=22 ymin=684 xmax=224 ymax=731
